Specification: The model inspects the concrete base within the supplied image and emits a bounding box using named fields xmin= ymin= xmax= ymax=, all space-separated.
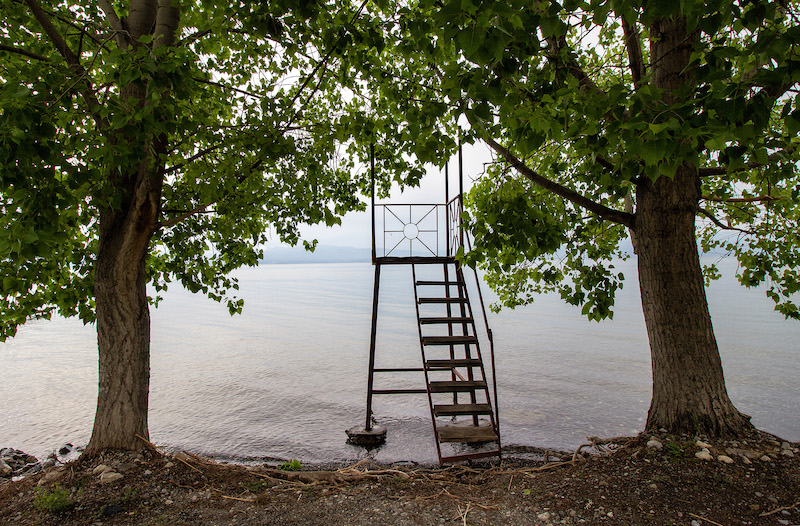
xmin=346 ymin=424 xmax=387 ymax=448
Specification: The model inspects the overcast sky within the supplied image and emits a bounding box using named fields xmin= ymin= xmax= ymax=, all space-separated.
xmin=291 ymin=142 xmax=495 ymax=249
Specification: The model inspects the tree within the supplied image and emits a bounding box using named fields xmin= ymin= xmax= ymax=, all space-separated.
xmin=372 ymin=0 xmax=800 ymax=435
xmin=0 ymin=0 xmax=423 ymax=454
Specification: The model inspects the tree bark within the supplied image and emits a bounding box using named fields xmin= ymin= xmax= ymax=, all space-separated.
xmin=632 ymin=17 xmax=752 ymax=436
xmin=85 ymin=204 xmax=153 ymax=454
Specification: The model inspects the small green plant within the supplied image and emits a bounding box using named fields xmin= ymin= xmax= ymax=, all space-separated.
xmin=664 ymin=440 xmax=690 ymax=460
xmin=33 ymin=484 xmax=74 ymax=513
xmin=278 ymin=459 xmax=302 ymax=471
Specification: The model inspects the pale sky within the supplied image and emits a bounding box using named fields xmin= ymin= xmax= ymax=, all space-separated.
xmin=296 ymin=142 xmax=494 ymax=249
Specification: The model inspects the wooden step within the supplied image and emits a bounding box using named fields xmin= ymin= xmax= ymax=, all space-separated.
xmin=426 ymin=358 xmax=482 ymax=369
xmin=429 ymin=380 xmax=487 ymax=393
xmin=421 ymin=335 xmax=477 ymax=346
xmin=419 ymin=316 xmax=473 ymax=325
xmin=418 ymin=297 xmax=468 ymax=304
xmin=438 ymin=424 xmax=498 ymax=443
xmin=433 ymin=403 xmax=492 ymax=416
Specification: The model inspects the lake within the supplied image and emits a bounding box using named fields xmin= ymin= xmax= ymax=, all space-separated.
xmin=1 ymin=259 xmax=798 ymax=464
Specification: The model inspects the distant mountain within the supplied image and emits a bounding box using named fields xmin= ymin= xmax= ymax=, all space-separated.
xmin=259 ymin=245 xmax=371 ymax=264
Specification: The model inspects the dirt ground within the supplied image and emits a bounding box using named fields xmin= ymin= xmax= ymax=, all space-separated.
xmin=1 ymin=430 xmax=798 ymax=525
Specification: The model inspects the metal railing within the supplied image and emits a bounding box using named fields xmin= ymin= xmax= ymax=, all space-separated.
xmin=374 ymin=196 xmax=463 ymax=259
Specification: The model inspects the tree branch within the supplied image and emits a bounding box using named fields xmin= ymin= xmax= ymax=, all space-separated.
xmin=23 ymin=0 xmax=81 ymax=64
xmin=159 ymin=203 xmax=213 ymax=228
xmin=23 ymin=0 xmax=108 ymax=128
xmin=545 ymin=35 xmax=606 ymax=97
xmin=699 ymin=149 xmax=794 ymax=176
xmin=479 ymin=133 xmax=635 ymax=228
xmin=178 ymin=28 xmax=212 ymax=47
xmin=696 ymin=206 xmax=754 ymax=234
xmin=622 ymin=17 xmax=645 ymax=86
xmin=193 ymin=77 xmax=264 ymax=99
xmin=0 ymin=43 xmax=51 ymax=62
xmin=97 ymin=0 xmax=128 ymax=48
xmin=701 ymin=194 xmax=780 ymax=204
xmin=281 ymin=0 xmax=370 ymax=132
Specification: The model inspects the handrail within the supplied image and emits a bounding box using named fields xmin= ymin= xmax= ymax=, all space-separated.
xmin=464 ymin=234 xmax=500 ymax=442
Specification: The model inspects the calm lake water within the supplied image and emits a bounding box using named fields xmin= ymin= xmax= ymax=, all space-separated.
xmin=1 ymin=259 xmax=798 ymax=464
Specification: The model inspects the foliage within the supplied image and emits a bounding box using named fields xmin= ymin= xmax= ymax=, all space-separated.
xmin=371 ymin=0 xmax=800 ymax=321
xmin=278 ymin=459 xmax=302 ymax=471
xmin=0 ymin=0 xmax=449 ymax=340
xmin=33 ymin=484 xmax=74 ymax=513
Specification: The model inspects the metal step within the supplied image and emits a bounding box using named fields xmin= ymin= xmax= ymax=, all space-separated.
xmin=429 ymin=380 xmax=487 ymax=393
xmin=437 ymin=424 xmax=498 ymax=443
xmin=433 ymin=403 xmax=492 ymax=416
xmin=426 ymin=358 xmax=482 ymax=369
xmin=415 ymin=280 xmax=464 ymax=286
xmin=421 ymin=335 xmax=477 ymax=346
xmin=419 ymin=316 xmax=473 ymax=325
xmin=418 ymin=297 xmax=469 ymax=304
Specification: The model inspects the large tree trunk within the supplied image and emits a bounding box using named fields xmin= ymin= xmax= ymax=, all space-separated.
xmin=84 ymin=161 xmax=161 ymax=456
xmin=85 ymin=209 xmax=153 ymax=454
xmin=632 ymin=17 xmax=752 ymax=436
xmin=635 ymin=166 xmax=752 ymax=435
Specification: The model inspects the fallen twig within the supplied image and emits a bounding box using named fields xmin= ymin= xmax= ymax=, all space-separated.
xmin=135 ymin=434 xmax=162 ymax=453
xmin=760 ymin=501 xmax=800 ymax=517
xmin=688 ymin=512 xmax=724 ymax=526
xmin=175 ymin=455 xmax=203 ymax=474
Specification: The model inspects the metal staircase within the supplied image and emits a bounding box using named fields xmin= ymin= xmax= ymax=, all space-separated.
xmin=348 ymin=144 xmax=501 ymax=466
xmin=413 ymin=260 xmax=501 ymax=463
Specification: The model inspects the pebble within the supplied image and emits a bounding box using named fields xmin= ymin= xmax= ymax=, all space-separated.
xmin=38 ymin=468 xmax=66 ymax=486
xmin=760 ymin=455 xmax=772 ymax=462
xmin=717 ymin=455 xmax=734 ymax=464
xmin=781 ymin=449 xmax=795 ymax=458
xmin=695 ymin=450 xmax=713 ymax=461
xmin=93 ymin=464 xmax=112 ymax=475
xmin=537 ymin=512 xmax=551 ymax=521
xmin=695 ymin=440 xmax=712 ymax=449
xmin=0 ymin=460 xmax=11 ymax=476
xmin=164 ymin=462 xmax=174 ymax=468
xmin=691 ymin=521 xmax=701 ymax=526
xmin=99 ymin=471 xmax=123 ymax=483
xmin=646 ymin=439 xmax=663 ymax=450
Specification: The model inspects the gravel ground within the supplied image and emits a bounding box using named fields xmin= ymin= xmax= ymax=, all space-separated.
xmin=1 ymin=431 xmax=798 ymax=525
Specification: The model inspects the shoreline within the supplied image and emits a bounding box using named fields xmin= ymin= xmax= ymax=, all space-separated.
xmin=2 ymin=430 xmax=799 ymax=525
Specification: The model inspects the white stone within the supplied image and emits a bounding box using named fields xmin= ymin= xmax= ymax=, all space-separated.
xmin=92 ymin=464 xmax=112 ymax=475
xmin=164 ymin=462 xmax=174 ymax=468
xmin=691 ymin=521 xmax=701 ymax=526
xmin=695 ymin=450 xmax=713 ymax=461
xmin=695 ymin=440 xmax=712 ymax=449
xmin=760 ymin=455 xmax=772 ymax=462
xmin=646 ymin=439 xmax=663 ymax=450
xmin=99 ymin=471 xmax=123 ymax=483
xmin=781 ymin=449 xmax=795 ymax=457
xmin=537 ymin=512 xmax=551 ymax=521
xmin=742 ymin=457 xmax=752 ymax=465
xmin=717 ymin=455 xmax=734 ymax=464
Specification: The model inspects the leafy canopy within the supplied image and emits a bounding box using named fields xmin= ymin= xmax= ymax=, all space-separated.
xmin=0 ymin=0 xmax=451 ymax=339
xmin=370 ymin=0 xmax=800 ymax=320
